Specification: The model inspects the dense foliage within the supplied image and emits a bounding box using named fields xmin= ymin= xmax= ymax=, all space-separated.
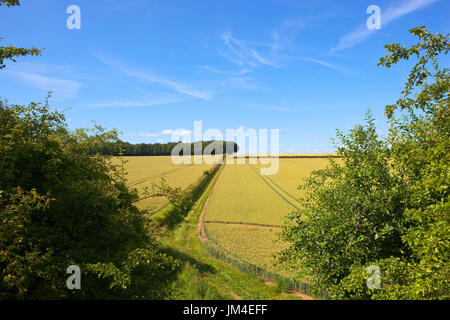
xmin=279 ymin=26 xmax=449 ymax=299
xmin=0 ymin=0 xmax=20 ymax=6
xmin=0 ymin=97 xmax=180 ymax=299
xmin=97 ymin=140 xmax=238 ymax=156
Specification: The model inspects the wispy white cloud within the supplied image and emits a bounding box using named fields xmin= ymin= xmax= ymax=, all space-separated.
xmin=331 ymin=27 xmax=375 ymax=53
xmin=331 ymin=0 xmax=439 ymax=52
xmin=13 ymin=62 xmax=74 ymax=74
xmin=223 ymin=76 xmax=271 ymax=91
xmin=161 ymin=129 xmax=193 ymax=136
xmin=85 ymin=97 xmax=181 ymax=108
xmin=293 ymin=56 xmax=348 ymax=74
xmin=306 ymin=132 xmax=320 ymax=140
xmin=220 ymin=32 xmax=280 ymax=68
xmin=161 ymin=128 xmax=193 ymax=143
xmin=203 ymin=32 xmax=284 ymax=93
xmin=270 ymin=17 xmax=312 ymax=51
xmin=6 ymin=69 xmax=81 ymax=99
xmin=282 ymin=18 xmax=307 ymax=29
xmin=97 ymin=56 xmax=212 ymax=100
xmin=131 ymin=129 xmax=193 ymax=139
xmin=138 ymin=132 xmax=159 ymax=137
xmin=217 ymin=50 xmax=245 ymax=66
xmin=382 ymin=0 xmax=439 ymax=23
xmin=198 ymin=65 xmax=252 ymax=76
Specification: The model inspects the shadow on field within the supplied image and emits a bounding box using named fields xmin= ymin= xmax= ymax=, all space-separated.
xmin=160 ymin=246 xmax=216 ymax=275
xmin=160 ymin=246 xmax=228 ymax=299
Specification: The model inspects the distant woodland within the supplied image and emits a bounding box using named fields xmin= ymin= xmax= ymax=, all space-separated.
xmin=96 ymin=140 xmax=239 ymax=156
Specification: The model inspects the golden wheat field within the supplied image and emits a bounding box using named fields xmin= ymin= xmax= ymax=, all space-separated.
xmin=114 ymin=156 xmax=220 ymax=211
xmin=117 ymin=155 xmax=334 ymax=274
xmin=204 ymin=161 xmax=294 ymax=226
xmin=205 ymin=223 xmax=289 ymax=275
xmin=204 ymin=157 xmax=333 ymax=274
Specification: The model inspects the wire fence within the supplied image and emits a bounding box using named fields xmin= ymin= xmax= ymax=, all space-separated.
xmin=203 ymin=240 xmax=329 ymax=299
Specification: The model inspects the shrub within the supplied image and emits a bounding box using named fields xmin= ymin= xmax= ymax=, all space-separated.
xmin=0 ymin=97 xmax=179 ymax=299
xmin=279 ymin=27 xmax=449 ymax=299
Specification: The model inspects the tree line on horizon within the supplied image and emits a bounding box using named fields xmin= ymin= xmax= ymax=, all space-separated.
xmin=96 ymin=140 xmax=239 ymax=156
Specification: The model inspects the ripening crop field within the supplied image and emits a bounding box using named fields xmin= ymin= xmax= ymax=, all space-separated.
xmin=253 ymin=157 xmax=331 ymax=201
xmin=204 ymin=161 xmax=295 ymax=226
xmin=116 ymin=155 xmax=335 ymax=275
xmin=205 ymin=223 xmax=289 ymax=274
xmin=115 ymin=156 xmax=219 ymax=211
xmin=204 ymin=157 xmax=332 ymax=275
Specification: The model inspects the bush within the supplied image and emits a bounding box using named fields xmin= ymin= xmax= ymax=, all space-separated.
xmin=0 ymin=97 xmax=180 ymax=299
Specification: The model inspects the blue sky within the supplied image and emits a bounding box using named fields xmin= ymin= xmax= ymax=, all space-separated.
xmin=0 ymin=0 xmax=449 ymax=153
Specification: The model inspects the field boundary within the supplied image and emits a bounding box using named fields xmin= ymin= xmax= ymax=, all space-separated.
xmin=198 ymin=162 xmax=225 ymax=243
xmin=203 ymin=223 xmax=327 ymax=299
xmin=151 ymin=162 xmax=222 ymax=224
xmin=203 ymin=240 xmax=329 ymax=299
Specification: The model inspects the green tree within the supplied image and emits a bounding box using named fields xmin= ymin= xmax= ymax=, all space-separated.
xmin=279 ymin=27 xmax=449 ymax=299
xmin=0 ymin=96 xmax=180 ymax=299
xmin=0 ymin=0 xmax=182 ymax=299
xmin=278 ymin=112 xmax=408 ymax=298
xmin=371 ymin=26 xmax=449 ymax=300
xmin=0 ymin=0 xmax=42 ymax=69
xmin=0 ymin=0 xmax=20 ymax=7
